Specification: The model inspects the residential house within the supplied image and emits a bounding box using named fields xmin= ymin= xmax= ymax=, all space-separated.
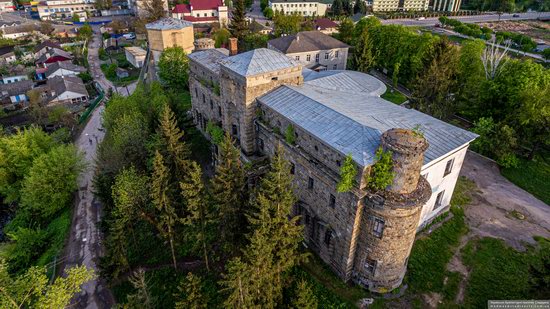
xmin=0 ymin=0 xmax=15 ymax=12
xmin=124 ymin=46 xmax=146 ymax=68
xmin=0 ymin=46 xmax=16 ymax=65
xmin=249 ymin=20 xmax=271 ymax=35
xmin=1 ymin=65 xmax=31 ymax=84
xmin=45 ymin=75 xmax=88 ymax=105
xmin=268 ymin=31 xmax=349 ymax=71
xmin=44 ymin=61 xmax=86 ymax=78
xmin=314 ymin=18 xmax=338 ymax=35
xmin=171 ymin=0 xmax=228 ymax=26
xmin=269 ymin=0 xmax=332 ymax=17
xmin=36 ymin=0 xmax=96 ymax=20
xmin=0 ymin=21 xmax=21 ymax=28
xmin=1 ymin=24 xmax=35 ymax=39
xmin=36 ymin=49 xmax=73 ymax=68
xmin=188 ymin=47 xmax=478 ymax=293
xmin=0 ymin=80 xmax=34 ymax=108
xmin=34 ymin=40 xmax=64 ymax=59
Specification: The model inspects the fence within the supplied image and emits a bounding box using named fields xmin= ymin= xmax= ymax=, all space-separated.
xmin=79 ymin=84 xmax=104 ymax=124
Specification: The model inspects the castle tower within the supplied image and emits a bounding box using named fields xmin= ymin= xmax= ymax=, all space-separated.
xmin=194 ymin=38 xmax=215 ymax=51
xmin=145 ymin=18 xmax=194 ymax=63
xmin=359 ymin=128 xmax=431 ymax=293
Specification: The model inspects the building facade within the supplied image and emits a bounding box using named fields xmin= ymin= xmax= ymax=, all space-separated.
xmin=269 ymin=0 xmax=331 ymax=16
xmin=268 ymin=31 xmax=349 ymax=71
xmin=145 ymin=18 xmax=194 ymax=62
xmin=187 ymin=47 xmax=477 ymax=292
xmin=372 ymin=0 xmax=429 ymax=11
xmin=430 ymin=0 xmax=461 ymax=11
xmin=0 ymin=0 xmax=15 ymax=12
xmin=171 ymin=0 xmax=228 ymax=25
xmin=124 ymin=46 xmax=147 ymax=68
xmin=37 ymin=0 xmax=96 ymax=20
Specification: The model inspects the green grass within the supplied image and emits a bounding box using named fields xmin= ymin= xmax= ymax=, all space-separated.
xmin=461 ymin=237 xmax=550 ymax=308
xmin=299 ymin=252 xmax=369 ymax=308
xmin=501 ymin=155 xmax=550 ymax=206
xmin=405 ymin=177 xmax=473 ymax=294
xmin=381 ymin=88 xmax=408 ymax=104
xmin=36 ymin=208 xmax=72 ymax=277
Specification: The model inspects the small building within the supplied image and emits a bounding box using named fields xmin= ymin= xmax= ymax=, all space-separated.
xmin=268 ymin=31 xmax=349 ymax=71
xmin=0 ymin=80 xmax=34 ymax=108
xmin=373 ymin=0 xmax=429 ymax=11
xmin=0 ymin=46 xmax=16 ymax=65
xmin=0 ymin=21 xmax=21 ymax=28
xmin=171 ymin=0 xmax=228 ymax=26
xmin=1 ymin=25 xmax=34 ymax=39
xmin=1 ymin=65 xmax=31 ymax=84
xmin=124 ymin=46 xmax=147 ymax=68
xmin=194 ymin=38 xmax=215 ymax=51
xmin=0 ymin=0 xmax=15 ymax=12
xmin=146 ymin=18 xmax=194 ymax=62
xmin=269 ymin=0 xmax=332 ymax=17
xmin=249 ymin=20 xmax=271 ymax=35
xmin=34 ymin=41 xmax=64 ymax=59
xmin=314 ymin=18 xmax=338 ymax=35
xmin=116 ymin=67 xmax=129 ymax=78
xmin=45 ymin=75 xmax=88 ymax=106
xmin=36 ymin=49 xmax=73 ymax=68
xmin=44 ymin=61 xmax=86 ymax=79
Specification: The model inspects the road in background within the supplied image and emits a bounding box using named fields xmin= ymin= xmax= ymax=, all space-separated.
xmin=383 ymin=11 xmax=550 ymax=26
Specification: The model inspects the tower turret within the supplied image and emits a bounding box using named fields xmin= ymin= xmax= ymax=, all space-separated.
xmin=357 ymin=128 xmax=431 ymax=293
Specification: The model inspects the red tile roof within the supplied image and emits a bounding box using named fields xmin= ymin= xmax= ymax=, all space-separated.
xmin=172 ymin=0 xmax=222 ymax=13
xmin=314 ymin=18 xmax=338 ymax=30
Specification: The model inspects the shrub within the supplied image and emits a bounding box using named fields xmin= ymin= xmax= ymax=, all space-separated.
xmin=206 ymin=121 xmax=224 ymax=145
xmin=336 ymin=154 xmax=357 ymax=193
xmin=366 ymin=147 xmax=394 ymax=191
xmin=117 ymin=59 xmax=131 ymax=69
xmin=284 ymin=124 xmax=296 ymax=145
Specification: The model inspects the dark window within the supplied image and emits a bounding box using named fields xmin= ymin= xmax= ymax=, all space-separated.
xmin=444 ymin=159 xmax=454 ymax=176
xmin=232 ymin=124 xmax=238 ymax=136
xmin=308 ymin=177 xmax=314 ymax=189
xmin=365 ymin=258 xmax=377 ymax=274
xmin=210 ymin=99 xmax=213 ymax=109
xmin=324 ymin=230 xmax=332 ymax=247
xmin=336 ymin=160 xmax=341 ymax=167
xmin=335 ymin=50 xmax=339 ymax=58
xmin=315 ymin=53 xmax=319 ymax=63
xmin=314 ymin=145 xmax=318 ymax=151
xmin=305 ymin=214 xmax=310 ymax=225
xmin=329 ymin=194 xmax=336 ymax=208
xmin=324 ymin=52 xmax=329 ymax=60
xmin=290 ymin=163 xmax=295 ymax=175
xmin=435 ymin=191 xmax=445 ymax=209
xmin=271 ymin=77 xmax=278 ymax=81
xmin=258 ymin=138 xmax=264 ymax=151
xmin=372 ymin=217 xmax=384 ymax=238
xmin=202 ymin=93 xmax=205 ymax=103
xmin=306 ymin=54 xmax=311 ymax=61
xmin=218 ymin=106 xmax=222 ymax=117
xmin=333 ymin=64 xmax=337 ymax=70
xmin=195 ymin=87 xmax=198 ymax=97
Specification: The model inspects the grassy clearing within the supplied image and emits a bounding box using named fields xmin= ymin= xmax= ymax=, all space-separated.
xmin=501 ymin=154 xmax=550 ymax=205
xmin=461 ymin=236 xmax=550 ymax=308
xmin=405 ymin=177 xmax=474 ymax=294
xmin=381 ymin=88 xmax=408 ymax=104
xmin=298 ymin=253 xmax=369 ymax=308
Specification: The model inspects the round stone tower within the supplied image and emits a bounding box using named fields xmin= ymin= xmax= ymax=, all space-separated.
xmin=361 ymin=128 xmax=431 ymax=293
xmin=194 ymin=38 xmax=215 ymax=51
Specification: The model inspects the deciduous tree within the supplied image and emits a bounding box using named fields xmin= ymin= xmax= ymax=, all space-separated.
xmin=158 ymin=47 xmax=189 ymax=90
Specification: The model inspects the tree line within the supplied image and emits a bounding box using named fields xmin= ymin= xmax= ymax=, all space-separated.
xmin=341 ymin=17 xmax=549 ymax=167
xmin=94 ymin=82 xmax=318 ymax=307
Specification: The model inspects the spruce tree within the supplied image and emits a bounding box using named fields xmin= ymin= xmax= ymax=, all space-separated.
xmin=151 ymin=150 xmax=179 ymax=270
xmin=355 ymin=28 xmax=376 ymax=73
xmin=126 ymin=269 xmax=155 ymax=309
xmin=174 ymin=272 xmax=207 ymax=309
xmin=292 ymin=279 xmax=318 ymax=309
xmin=220 ymin=257 xmax=255 ymax=308
xmin=332 ymin=0 xmax=343 ymax=15
xmin=229 ymin=0 xmax=248 ymax=40
xmin=210 ymin=133 xmax=247 ymax=254
xmin=180 ymin=161 xmax=214 ymax=271
xmin=158 ymin=104 xmax=190 ymax=181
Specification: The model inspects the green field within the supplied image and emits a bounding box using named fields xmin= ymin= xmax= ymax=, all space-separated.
xmin=381 ymin=88 xmax=408 ymax=104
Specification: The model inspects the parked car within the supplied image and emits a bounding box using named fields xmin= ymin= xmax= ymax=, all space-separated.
xmin=417 ymin=17 xmax=426 ymax=20
xmin=513 ymin=14 xmax=520 ymax=17
xmin=122 ymin=32 xmax=136 ymax=40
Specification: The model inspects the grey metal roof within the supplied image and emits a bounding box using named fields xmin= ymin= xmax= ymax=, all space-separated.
xmin=258 ymin=72 xmax=478 ymax=168
xmin=47 ymin=75 xmax=88 ymax=98
xmin=268 ymin=31 xmax=349 ymax=54
xmin=45 ymin=61 xmax=86 ymax=78
xmin=303 ymin=70 xmax=386 ymax=96
xmin=145 ymin=18 xmax=193 ymax=31
xmin=188 ymin=48 xmax=229 ymax=74
xmin=0 ymin=80 xmax=33 ymax=97
xmin=220 ymin=48 xmax=301 ymax=77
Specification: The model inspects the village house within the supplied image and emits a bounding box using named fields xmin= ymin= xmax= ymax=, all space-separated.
xmin=124 ymin=46 xmax=147 ymax=68
xmin=36 ymin=49 xmax=73 ymax=68
xmin=44 ymin=61 xmax=86 ymax=79
xmin=171 ymin=0 xmax=228 ymax=26
xmin=36 ymin=0 xmax=95 ymax=20
xmin=1 ymin=24 xmax=35 ymax=39
xmin=0 ymin=79 xmax=34 ymax=109
xmin=314 ymin=18 xmax=339 ymax=35
xmin=34 ymin=41 xmax=65 ymax=59
xmin=268 ymin=31 xmax=349 ymax=71
xmin=187 ymin=47 xmax=478 ymax=293
xmin=1 ymin=65 xmax=31 ymax=84
xmin=0 ymin=46 xmax=16 ymax=65
xmin=0 ymin=21 xmax=21 ymax=29
xmin=45 ymin=75 xmax=88 ymax=105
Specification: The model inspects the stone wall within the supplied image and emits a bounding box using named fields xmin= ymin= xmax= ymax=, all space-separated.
xmin=146 ymin=26 xmax=194 ymax=55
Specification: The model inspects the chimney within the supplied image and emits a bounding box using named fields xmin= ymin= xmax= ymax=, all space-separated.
xmin=229 ymin=38 xmax=238 ymax=56
xmin=296 ymin=34 xmax=300 ymax=42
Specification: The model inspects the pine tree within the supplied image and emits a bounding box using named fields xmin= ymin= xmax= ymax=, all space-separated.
xmin=210 ymin=133 xmax=247 ymax=254
xmin=151 ymin=151 xmax=179 ymax=270
xmin=174 ymin=272 xmax=207 ymax=309
xmin=158 ymin=104 xmax=190 ymax=181
xmin=355 ymin=28 xmax=376 ymax=73
xmin=126 ymin=269 xmax=155 ymax=309
xmin=353 ymin=0 xmax=367 ymax=14
xmin=229 ymin=0 xmax=248 ymax=40
xmin=292 ymin=279 xmax=318 ymax=309
xmin=180 ymin=161 xmax=214 ymax=271
xmin=220 ymin=257 xmax=255 ymax=308
xmin=332 ymin=0 xmax=343 ymax=15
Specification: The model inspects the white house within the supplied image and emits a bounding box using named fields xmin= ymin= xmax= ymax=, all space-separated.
xmin=2 ymin=74 xmax=28 ymax=84
xmin=0 ymin=80 xmax=34 ymax=108
xmin=0 ymin=46 xmax=16 ymax=65
xmin=1 ymin=25 xmax=35 ymax=39
xmin=46 ymin=75 xmax=88 ymax=105
xmin=37 ymin=0 xmax=96 ymax=20
xmin=45 ymin=61 xmax=86 ymax=79
xmin=124 ymin=46 xmax=146 ymax=68
xmin=0 ymin=0 xmax=15 ymax=12
xmin=171 ymin=0 xmax=228 ymax=25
